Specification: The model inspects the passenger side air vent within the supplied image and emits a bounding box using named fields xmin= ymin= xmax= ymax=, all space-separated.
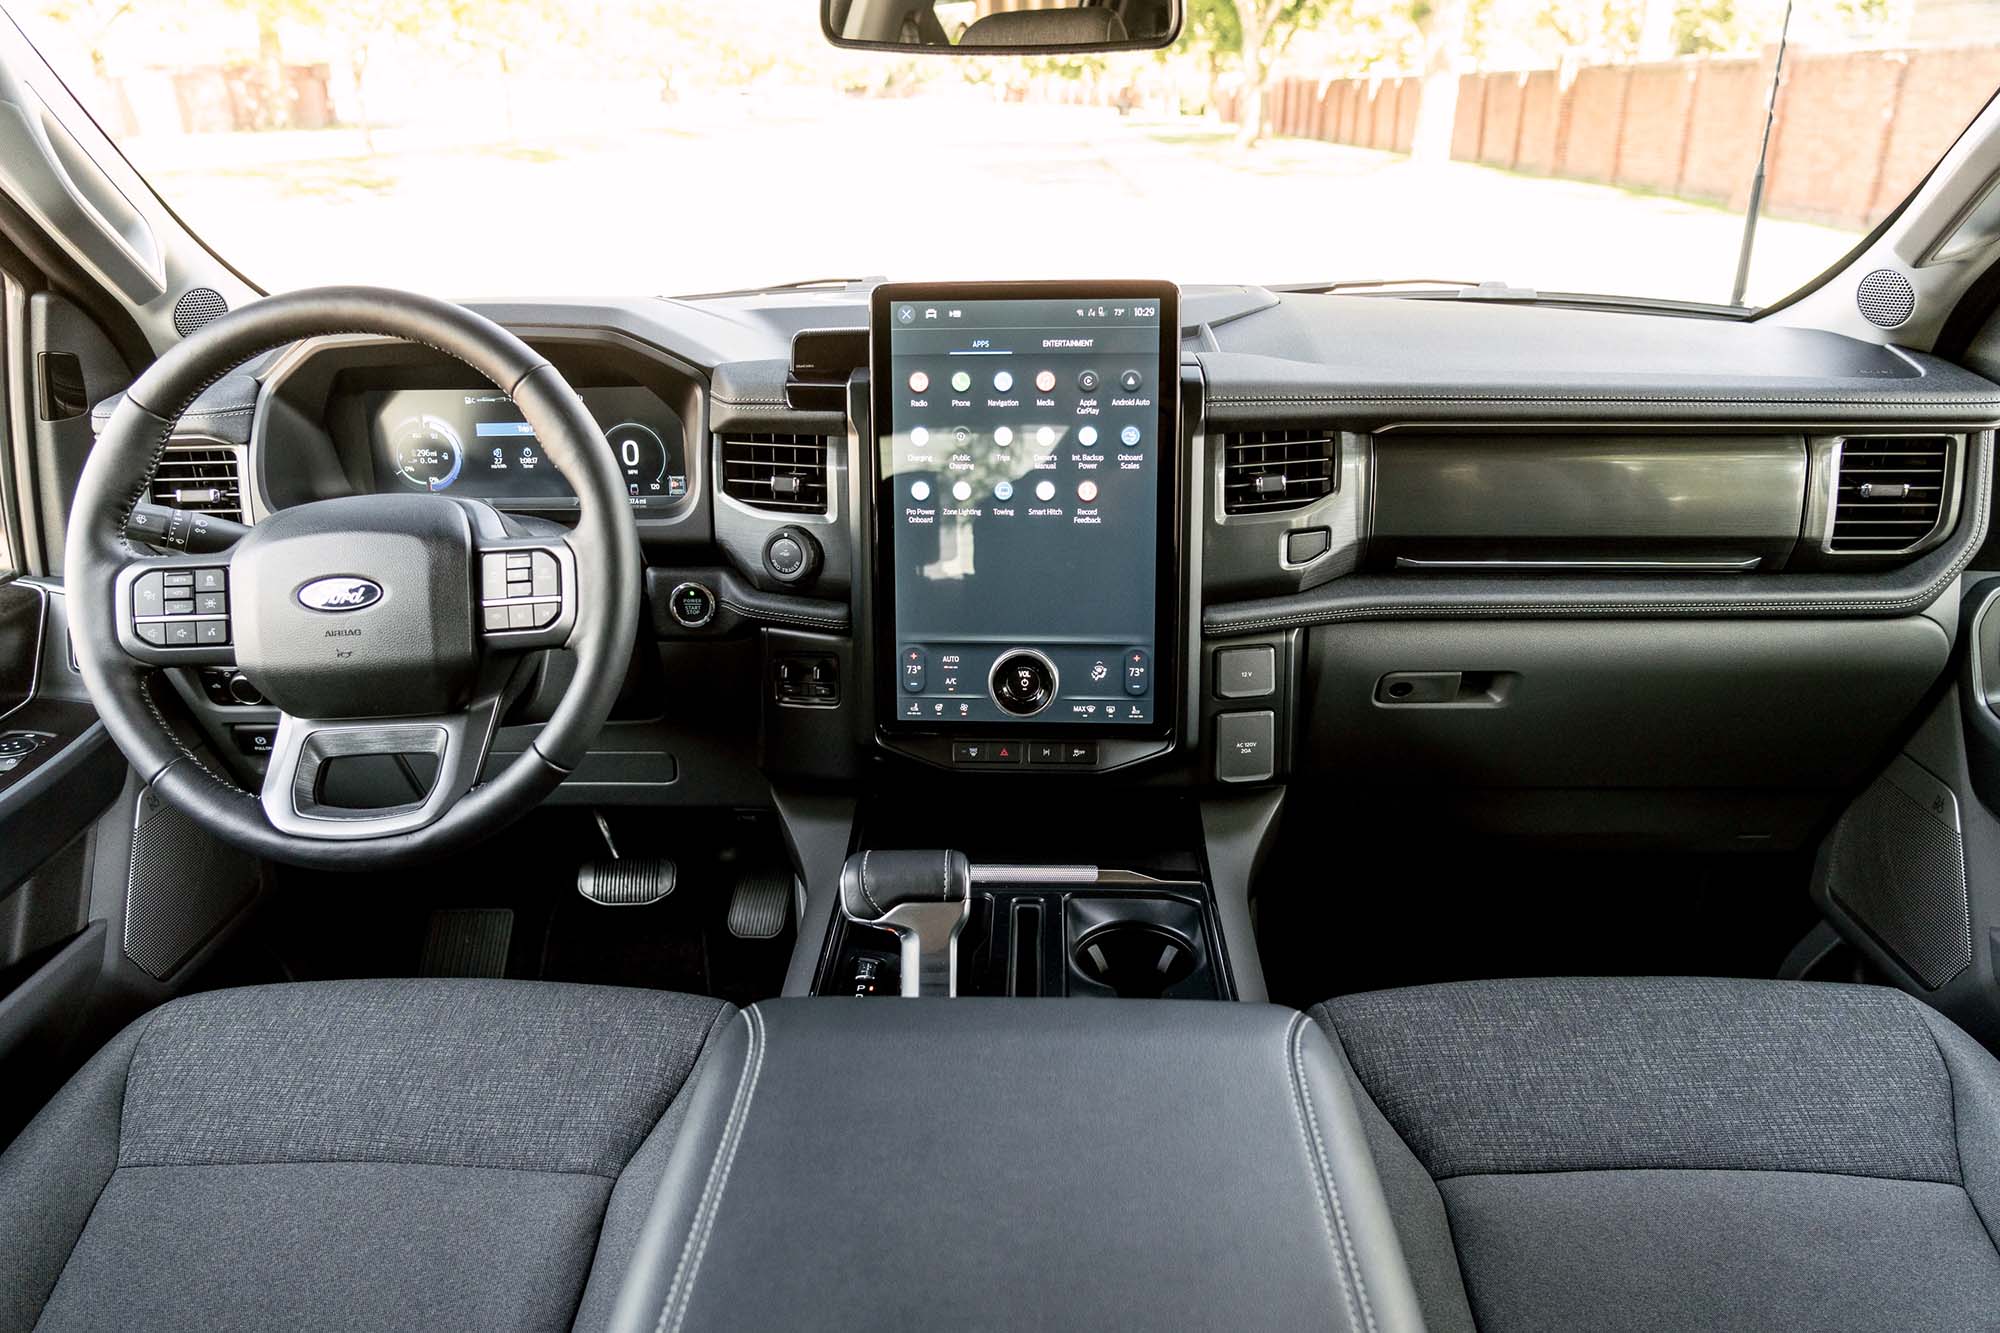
xmin=720 ymin=432 xmax=831 ymax=514
xmin=1827 ymin=435 xmax=1951 ymax=554
xmin=1220 ymin=429 xmax=1336 ymax=514
xmin=149 ymin=445 xmax=244 ymax=524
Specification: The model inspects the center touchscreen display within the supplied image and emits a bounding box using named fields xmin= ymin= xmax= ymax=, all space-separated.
xmin=873 ymin=282 xmax=1177 ymax=733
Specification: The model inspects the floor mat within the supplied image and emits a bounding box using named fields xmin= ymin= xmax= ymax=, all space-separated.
xmin=419 ymin=908 xmax=514 ymax=978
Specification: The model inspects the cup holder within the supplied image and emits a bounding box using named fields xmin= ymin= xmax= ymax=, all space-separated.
xmin=1072 ymin=924 xmax=1198 ymax=998
xmin=1064 ymin=895 xmax=1215 ymax=999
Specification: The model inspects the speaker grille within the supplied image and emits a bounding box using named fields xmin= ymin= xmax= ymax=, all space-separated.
xmin=172 ymin=287 xmax=229 ymax=337
xmin=1856 ymin=269 xmax=1915 ymax=329
xmin=123 ymin=787 xmax=258 ymax=980
xmin=1825 ymin=758 xmax=1971 ymax=990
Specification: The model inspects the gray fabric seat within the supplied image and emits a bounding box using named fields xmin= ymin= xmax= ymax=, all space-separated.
xmin=0 ymin=978 xmax=733 ymax=1333
xmin=1313 ymin=977 xmax=2000 ymax=1333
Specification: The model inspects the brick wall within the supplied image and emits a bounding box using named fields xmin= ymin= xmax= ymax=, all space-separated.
xmin=1232 ymin=42 xmax=2000 ymax=230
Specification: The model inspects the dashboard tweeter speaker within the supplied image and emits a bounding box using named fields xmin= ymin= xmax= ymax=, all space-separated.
xmin=172 ymin=287 xmax=230 ymax=338
xmin=1855 ymin=269 xmax=1915 ymax=329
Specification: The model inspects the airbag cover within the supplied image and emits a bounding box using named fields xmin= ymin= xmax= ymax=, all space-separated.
xmin=231 ymin=495 xmax=476 ymax=718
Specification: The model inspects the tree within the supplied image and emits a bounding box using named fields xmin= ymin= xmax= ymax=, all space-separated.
xmin=1408 ymin=0 xmax=1467 ymax=161
xmin=1176 ymin=0 xmax=1241 ymax=114
xmin=1219 ymin=0 xmax=1336 ymax=147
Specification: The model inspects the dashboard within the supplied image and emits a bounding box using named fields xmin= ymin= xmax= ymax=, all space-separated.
xmin=108 ymin=279 xmax=2000 ymax=845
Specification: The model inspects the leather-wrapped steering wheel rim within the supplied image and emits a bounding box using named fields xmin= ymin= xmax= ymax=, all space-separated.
xmin=65 ymin=286 xmax=642 ymax=870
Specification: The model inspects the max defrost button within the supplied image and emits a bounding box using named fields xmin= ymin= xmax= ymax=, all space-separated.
xmin=1215 ymin=711 xmax=1276 ymax=784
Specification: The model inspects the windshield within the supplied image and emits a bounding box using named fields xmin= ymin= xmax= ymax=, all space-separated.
xmin=11 ymin=0 xmax=2000 ymax=306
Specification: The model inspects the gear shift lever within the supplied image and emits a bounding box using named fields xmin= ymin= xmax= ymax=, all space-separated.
xmin=839 ymin=850 xmax=972 ymax=996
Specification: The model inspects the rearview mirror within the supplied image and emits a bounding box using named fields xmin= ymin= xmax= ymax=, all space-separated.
xmin=822 ymin=0 xmax=1182 ymax=54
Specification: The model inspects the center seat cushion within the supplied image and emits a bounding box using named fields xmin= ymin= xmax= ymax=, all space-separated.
xmin=0 ymin=978 xmax=734 ymax=1333
xmin=1313 ymin=977 xmax=2000 ymax=1333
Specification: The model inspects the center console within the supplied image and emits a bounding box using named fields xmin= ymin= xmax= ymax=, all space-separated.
xmin=868 ymin=281 xmax=1185 ymax=772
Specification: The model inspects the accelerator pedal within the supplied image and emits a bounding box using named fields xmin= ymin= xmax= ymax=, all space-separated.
xmin=576 ymin=858 xmax=677 ymax=907
xmin=727 ymin=870 xmax=791 ymax=940
xmin=420 ymin=907 xmax=514 ymax=977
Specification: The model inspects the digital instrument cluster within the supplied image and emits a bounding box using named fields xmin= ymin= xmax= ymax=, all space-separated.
xmin=368 ymin=386 xmax=687 ymax=509
xmin=872 ymin=282 xmax=1179 ymax=738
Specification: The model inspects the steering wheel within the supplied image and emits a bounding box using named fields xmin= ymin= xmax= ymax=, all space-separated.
xmin=65 ymin=287 xmax=641 ymax=870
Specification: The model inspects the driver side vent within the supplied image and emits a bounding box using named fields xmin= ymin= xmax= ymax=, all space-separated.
xmin=1827 ymin=435 xmax=1951 ymax=553
xmin=1220 ymin=429 xmax=1336 ymax=514
xmin=149 ymin=444 xmax=244 ymax=524
xmin=720 ymin=432 xmax=832 ymax=514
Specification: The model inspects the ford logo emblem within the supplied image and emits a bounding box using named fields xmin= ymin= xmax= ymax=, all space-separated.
xmin=297 ymin=576 xmax=384 ymax=613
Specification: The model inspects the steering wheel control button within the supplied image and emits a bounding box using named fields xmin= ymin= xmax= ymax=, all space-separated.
xmin=163 ymin=598 xmax=195 ymax=617
xmin=132 ymin=572 xmax=165 ymax=616
xmin=668 ymin=581 xmax=716 ymax=629
xmin=197 ymin=621 xmax=230 ymax=645
xmin=900 ymin=647 xmax=926 ymax=693
xmin=530 ymin=551 xmax=559 ymax=597
xmin=1215 ymin=711 xmax=1277 ymax=784
xmin=194 ymin=568 xmax=226 ymax=593
xmin=195 ymin=592 xmax=227 ymax=615
xmin=990 ymin=650 xmax=1057 ymax=717
xmin=1215 ymin=646 xmax=1276 ymax=700
xmin=161 ymin=621 xmax=199 ymax=647
xmin=163 ymin=571 xmax=194 ymax=589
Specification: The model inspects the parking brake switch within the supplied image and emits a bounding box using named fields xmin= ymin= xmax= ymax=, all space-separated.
xmin=838 ymin=850 xmax=971 ymax=997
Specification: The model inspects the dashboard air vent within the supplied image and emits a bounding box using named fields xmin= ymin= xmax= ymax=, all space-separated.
xmin=149 ymin=445 xmax=244 ymax=524
xmin=1220 ymin=429 xmax=1336 ymax=514
xmin=1828 ymin=435 xmax=1951 ymax=553
xmin=720 ymin=432 xmax=831 ymax=514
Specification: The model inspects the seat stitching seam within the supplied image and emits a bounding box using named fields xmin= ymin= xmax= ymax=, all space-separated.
xmin=859 ymin=850 xmax=882 ymax=915
xmin=657 ymin=1005 xmax=766 ymax=1333
xmin=1283 ymin=1011 xmax=1364 ymax=1333
xmin=1292 ymin=1013 xmax=1377 ymax=1333
xmin=108 ymin=1157 xmax=624 ymax=1179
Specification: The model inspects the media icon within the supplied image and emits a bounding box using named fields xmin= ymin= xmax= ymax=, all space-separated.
xmin=1035 ymin=370 xmax=1056 ymax=393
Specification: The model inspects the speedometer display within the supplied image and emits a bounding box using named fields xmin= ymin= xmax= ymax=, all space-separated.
xmin=369 ymin=387 xmax=687 ymax=508
xmin=391 ymin=416 xmax=464 ymax=491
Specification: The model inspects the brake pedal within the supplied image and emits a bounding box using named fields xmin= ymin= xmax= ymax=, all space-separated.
xmin=727 ymin=870 xmax=791 ymax=940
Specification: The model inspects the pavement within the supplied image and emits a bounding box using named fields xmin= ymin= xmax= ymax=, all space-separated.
xmin=128 ymin=89 xmax=1859 ymax=307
